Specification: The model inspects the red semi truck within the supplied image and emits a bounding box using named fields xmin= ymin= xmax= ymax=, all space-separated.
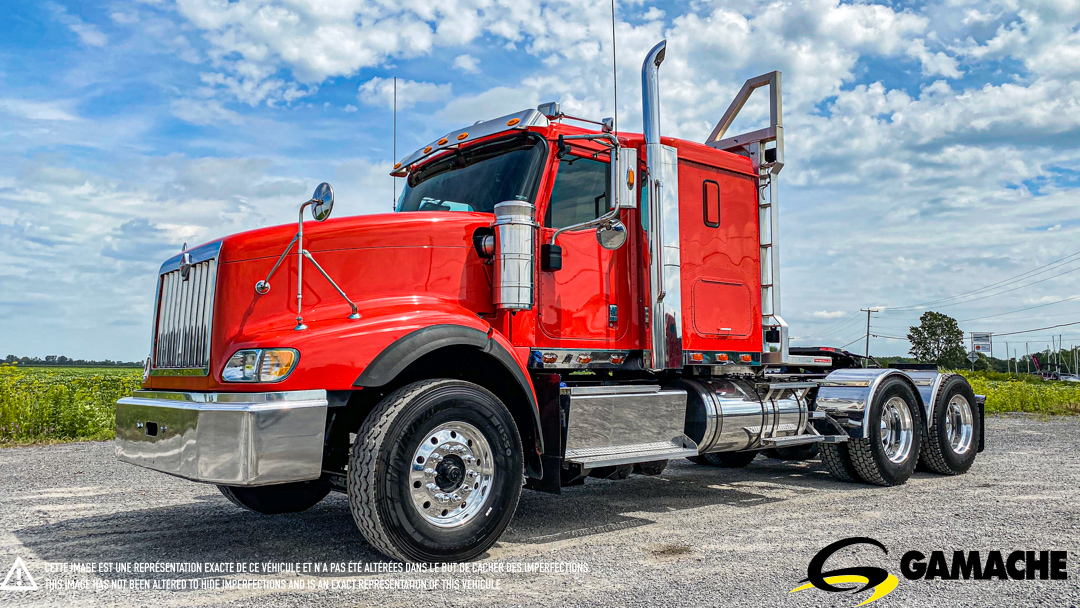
xmin=117 ymin=41 xmax=984 ymax=563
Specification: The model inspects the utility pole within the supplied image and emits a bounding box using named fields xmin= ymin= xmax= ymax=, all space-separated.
xmin=1005 ymin=341 xmax=1010 ymax=374
xmin=1026 ymin=342 xmax=1030 ymax=374
xmin=860 ymin=308 xmax=879 ymax=358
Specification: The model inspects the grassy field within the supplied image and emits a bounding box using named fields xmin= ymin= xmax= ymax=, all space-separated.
xmin=0 ymin=365 xmax=141 ymax=445
xmin=1 ymin=364 xmax=1078 ymax=446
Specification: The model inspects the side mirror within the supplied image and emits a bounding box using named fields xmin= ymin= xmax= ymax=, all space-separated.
xmin=596 ymin=219 xmax=627 ymax=250
xmin=610 ymin=147 xmax=638 ymax=209
xmin=311 ymin=182 xmax=334 ymax=221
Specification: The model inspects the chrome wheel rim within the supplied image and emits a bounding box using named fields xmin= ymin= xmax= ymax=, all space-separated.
xmin=880 ymin=396 xmax=914 ymax=464
xmin=944 ymin=395 xmax=974 ymax=455
xmin=408 ymin=421 xmax=494 ymax=529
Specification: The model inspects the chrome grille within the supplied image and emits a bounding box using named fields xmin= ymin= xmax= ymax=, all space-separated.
xmin=153 ymin=258 xmax=217 ymax=371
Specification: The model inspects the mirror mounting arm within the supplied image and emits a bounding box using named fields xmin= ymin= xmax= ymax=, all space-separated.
xmin=253 ymin=183 xmax=360 ymax=330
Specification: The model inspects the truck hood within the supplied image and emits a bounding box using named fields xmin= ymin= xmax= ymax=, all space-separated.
xmin=211 ymin=211 xmax=494 ymax=264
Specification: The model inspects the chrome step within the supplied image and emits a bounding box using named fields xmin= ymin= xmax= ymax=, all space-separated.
xmin=760 ymin=433 xmax=847 ymax=447
xmin=565 ymin=439 xmax=699 ymax=468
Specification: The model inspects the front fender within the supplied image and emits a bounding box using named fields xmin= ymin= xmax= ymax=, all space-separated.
xmin=204 ymin=296 xmax=496 ymax=391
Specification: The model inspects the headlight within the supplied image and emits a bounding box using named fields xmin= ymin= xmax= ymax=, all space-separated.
xmin=222 ymin=348 xmax=298 ymax=383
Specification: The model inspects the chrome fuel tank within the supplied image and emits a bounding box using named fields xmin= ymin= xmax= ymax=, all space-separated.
xmin=680 ymin=378 xmax=806 ymax=453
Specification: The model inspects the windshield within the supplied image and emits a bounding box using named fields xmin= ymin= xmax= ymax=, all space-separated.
xmin=395 ymin=135 xmax=546 ymax=214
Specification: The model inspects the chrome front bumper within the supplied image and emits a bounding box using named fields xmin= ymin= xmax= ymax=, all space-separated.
xmin=115 ymin=390 xmax=328 ymax=486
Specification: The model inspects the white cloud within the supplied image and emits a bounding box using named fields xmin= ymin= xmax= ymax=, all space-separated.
xmin=358 ymin=77 xmax=452 ymax=110
xmin=812 ymin=311 xmax=849 ymax=319
xmin=171 ymin=98 xmax=244 ymax=125
xmin=0 ymin=99 xmax=77 ymax=121
xmin=453 ymin=54 xmax=480 ymax=73
xmin=47 ymin=2 xmax=108 ymax=47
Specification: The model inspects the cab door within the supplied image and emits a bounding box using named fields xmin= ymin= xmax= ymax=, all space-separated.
xmin=536 ymin=152 xmax=632 ymax=346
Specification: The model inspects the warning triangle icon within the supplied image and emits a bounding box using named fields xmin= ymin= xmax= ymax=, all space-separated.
xmin=0 ymin=556 xmax=38 ymax=591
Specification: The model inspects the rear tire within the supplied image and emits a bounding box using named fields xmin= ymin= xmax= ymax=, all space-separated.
xmin=820 ymin=443 xmax=859 ymax=482
xmin=217 ymin=479 xmax=330 ymax=514
xmin=919 ymin=375 xmax=980 ymax=475
xmin=347 ymin=379 xmax=523 ymax=563
xmin=848 ymin=377 xmax=923 ymax=486
xmin=688 ymin=451 xmax=758 ymax=468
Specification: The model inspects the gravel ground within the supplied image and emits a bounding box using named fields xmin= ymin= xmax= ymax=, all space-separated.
xmin=1 ymin=414 xmax=1078 ymax=607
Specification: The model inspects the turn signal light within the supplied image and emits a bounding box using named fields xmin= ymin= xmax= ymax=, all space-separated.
xmin=542 ymin=353 xmax=558 ymax=364
xmin=576 ymin=354 xmax=592 ymax=364
xmin=627 ymin=168 xmax=635 ymax=190
xmin=740 ymin=354 xmax=753 ymax=363
xmin=223 ymin=348 xmax=299 ymax=383
xmin=690 ymin=353 xmax=704 ymax=362
xmin=610 ymin=354 xmax=625 ymax=365
xmin=716 ymin=354 xmax=729 ymax=362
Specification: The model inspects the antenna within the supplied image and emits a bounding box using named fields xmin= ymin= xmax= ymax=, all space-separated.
xmin=610 ymin=0 xmax=618 ymax=133
xmin=393 ymin=76 xmax=397 ymax=210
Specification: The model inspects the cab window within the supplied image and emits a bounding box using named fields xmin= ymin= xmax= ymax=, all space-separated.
xmin=545 ymin=155 xmax=610 ymax=228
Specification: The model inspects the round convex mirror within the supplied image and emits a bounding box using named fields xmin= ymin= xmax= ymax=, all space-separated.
xmin=311 ymin=182 xmax=334 ymax=221
xmin=596 ymin=219 xmax=628 ymax=250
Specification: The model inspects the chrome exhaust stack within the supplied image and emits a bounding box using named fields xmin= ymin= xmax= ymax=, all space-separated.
xmin=641 ymin=40 xmax=682 ymax=370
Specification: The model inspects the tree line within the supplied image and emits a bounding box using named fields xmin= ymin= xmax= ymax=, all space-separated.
xmin=3 ymin=355 xmax=143 ymax=367
xmin=898 ymin=311 xmax=1077 ymax=374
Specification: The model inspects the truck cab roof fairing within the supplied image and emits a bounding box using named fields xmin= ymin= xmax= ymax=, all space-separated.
xmin=391 ymin=109 xmax=551 ymax=177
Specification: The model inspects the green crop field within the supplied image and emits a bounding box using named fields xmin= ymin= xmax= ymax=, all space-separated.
xmin=954 ymin=370 xmax=1080 ymax=416
xmin=0 ymin=365 xmax=141 ymax=445
xmin=1 ymin=364 xmax=1077 ymax=447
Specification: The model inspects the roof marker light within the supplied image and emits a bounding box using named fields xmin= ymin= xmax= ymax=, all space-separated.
xmin=437 ymin=138 xmax=448 ymax=145
xmin=457 ymin=132 xmax=469 ymax=140
xmin=506 ymin=118 xmax=520 ymax=127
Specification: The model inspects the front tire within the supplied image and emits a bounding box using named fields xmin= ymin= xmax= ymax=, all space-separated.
xmin=217 ymin=479 xmax=330 ymax=514
xmin=919 ymin=375 xmax=980 ymax=475
xmin=348 ymin=379 xmax=523 ymax=563
xmin=848 ymin=377 xmax=923 ymax=486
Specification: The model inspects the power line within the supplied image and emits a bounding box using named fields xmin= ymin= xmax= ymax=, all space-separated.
xmin=840 ymin=335 xmax=864 ymax=349
xmin=912 ymin=264 xmax=1080 ymax=310
xmin=884 ymin=249 xmax=1080 ymax=311
xmin=801 ymin=311 xmax=862 ymax=341
xmin=959 ymin=294 xmax=1080 ymax=322
xmin=992 ymin=321 xmax=1080 ymax=337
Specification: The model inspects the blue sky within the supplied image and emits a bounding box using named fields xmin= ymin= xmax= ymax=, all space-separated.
xmin=1 ymin=0 xmax=1079 ymax=361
